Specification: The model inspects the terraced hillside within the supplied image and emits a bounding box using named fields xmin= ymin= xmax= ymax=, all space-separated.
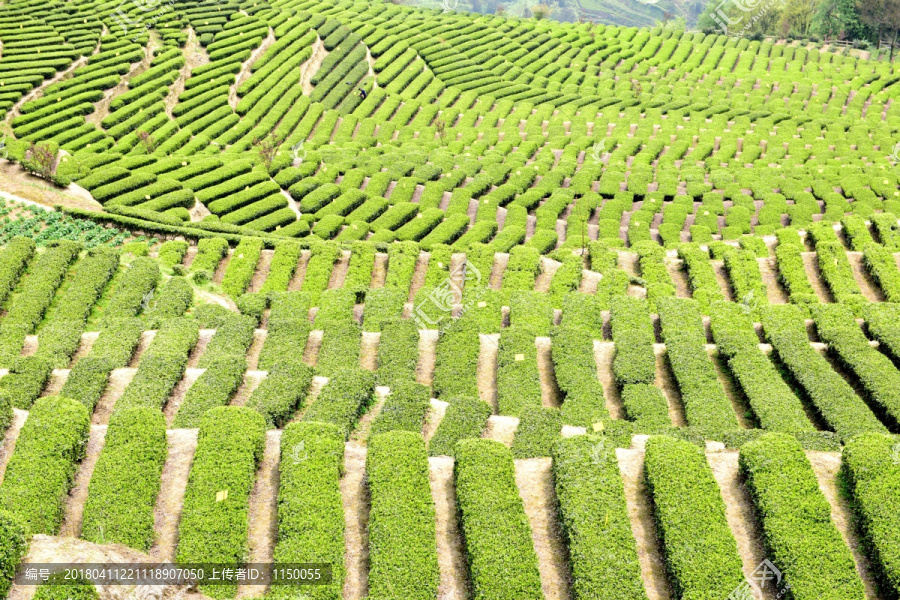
xmin=1 ymin=0 xmax=900 ymax=599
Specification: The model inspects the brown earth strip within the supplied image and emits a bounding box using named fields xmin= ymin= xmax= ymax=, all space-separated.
xmin=417 ymin=329 xmax=439 ymax=387
xmin=706 ymin=451 xmax=769 ymax=594
xmin=287 ymin=250 xmax=311 ymax=291
xmin=59 ymin=425 xmax=108 ymax=538
xmin=707 ymin=347 xmax=753 ymax=429
xmin=408 ymin=252 xmax=430 ymax=302
xmin=535 ymin=257 xmax=562 ymax=293
xmin=129 ymin=331 xmax=157 ymax=367
xmin=246 ymin=329 xmax=266 ymax=371
xmin=478 ymin=334 xmax=500 ymax=411
xmin=665 ymin=257 xmax=691 ymax=298
xmin=186 ymin=329 xmax=215 ymax=369
xmin=92 ymin=368 xmax=137 ymax=425
xmin=370 ymin=253 xmax=388 ymax=288
xmin=429 ymin=456 xmax=468 ymax=600
xmin=41 ymin=369 xmax=69 ymax=398
xmin=350 ymin=386 xmax=389 ymax=443
xmin=236 ymin=429 xmax=282 ymax=600
xmin=360 ymin=332 xmax=380 ymax=371
xmin=248 ymin=249 xmax=275 ymax=294
xmin=303 ymin=330 xmax=323 ymax=367
xmin=807 ymin=451 xmax=881 ymax=600
xmin=212 ymin=251 xmax=232 ymax=285
xmin=328 ymin=250 xmax=352 ymax=290
xmin=712 ymin=260 xmax=736 ymax=302
xmin=229 ymin=371 xmax=267 ymax=407
xmin=579 ymin=269 xmax=601 ymax=294
xmin=654 ymin=345 xmax=686 ymax=427
xmin=71 ymin=331 xmax=99 ymax=365
xmin=162 ymin=368 xmax=205 ymax=428
xmin=536 ymin=336 xmax=561 ymax=408
xmin=0 ymin=409 xmax=28 ymax=485
xmin=341 ymin=441 xmax=370 ymax=600
xmin=290 ymin=375 xmax=329 ymax=423
xmin=423 ymin=398 xmax=448 ymax=444
xmin=846 ymin=251 xmax=885 ymax=302
xmin=490 ymin=253 xmax=509 ymax=289
xmin=515 ymin=457 xmax=573 ymax=600
xmin=149 ymin=428 xmax=199 ymax=563
xmin=802 ymin=252 xmax=834 ymax=302
xmin=482 ymin=415 xmax=518 ymax=446
xmin=757 ymin=257 xmax=790 ymax=304
xmin=593 ymin=341 xmax=624 ymax=419
xmin=616 ymin=447 xmax=673 ymax=600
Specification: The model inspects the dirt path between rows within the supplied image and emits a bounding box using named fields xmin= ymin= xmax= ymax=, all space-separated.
xmin=579 ymin=269 xmax=601 ymax=294
xmin=536 ymin=337 xmax=561 ymax=408
xmin=490 ymin=253 xmax=508 ymax=289
xmin=712 ymin=260 xmax=736 ymax=302
xmin=654 ymin=346 xmax=686 ymax=427
xmin=807 ymin=451 xmax=881 ymax=600
xmin=0 ymin=409 xmax=28 ymax=485
xmin=92 ymin=368 xmax=137 ymax=425
xmin=594 ymin=341 xmax=624 ymax=419
xmin=328 ymin=250 xmax=352 ymax=290
xmin=417 ymin=329 xmax=439 ymax=386
xmin=163 ymin=368 xmax=204 ymax=427
xmin=802 ymin=252 xmax=834 ymax=302
xmin=360 ymin=332 xmax=380 ymax=371
xmin=707 ymin=348 xmax=753 ymax=429
xmin=149 ymin=428 xmax=199 ymax=563
xmin=706 ymin=451 xmax=769 ymax=594
xmin=302 ymin=330 xmax=323 ymax=367
xmin=535 ymin=258 xmax=562 ymax=293
xmin=186 ymin=330 xmax=214 ymax=369
xmin=370 ymin=253 xmax=388 ymax=288
xmin=246 ymin=329 xmax=266 ymax=371
xmin=350 ymin=387 xmax=388 ymax=443
xmin=248 ymin=249 xmax=275 ymax=293
xmin=423 ymin=398 xmax=448 ymax=443
xmin=478 ymin=334 xmax=499 ymax=411
xmin=341 ymin=441 xmax=370 ymax=600
xmin=166 ymin=28 xmax=211 ymax=118
xmin=87 ymin=31 xmax=162 ymax=127
xmin=60 ymin=425 xmax=108 ymax=538
xmin=515 ymin=457 xmax=572 ymax=600
xmin=287 ymin=250 xmax=311 ymax=291
xmin=482 ymin=415 xmax=518 ymax=446
xmin=757 ymin=257 xmax=789 ymax=304
xmin=846 ymin=252 xmax=885 ymax=302
xmin=299 ymin=37 xmax=326 ymax=96
xmin=429 ymin=456 xmax=468 ymax=600
xmin=237 ymin=429 xmax=281 ymax=599
xmin=665 ymin=257 xmax=691 ymax=298
xmin=41 ymin=369 xmax=69 ymax=398
xmin=230 ymin=28 xmax=275 ymax=110
xmin=617 ymin=447 xmax=672 ymax=600
xmin=229 ymin=371 xmax=266 ymax=407
xmin=408 ymin=252 xmax=429 ymax=303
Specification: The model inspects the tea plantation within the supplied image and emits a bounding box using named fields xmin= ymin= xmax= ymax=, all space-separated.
xmin=0 ymin=0 xmax=900 ymax=598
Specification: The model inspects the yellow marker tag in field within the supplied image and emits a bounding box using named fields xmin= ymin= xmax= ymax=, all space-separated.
xmin=592 ymin=421 xmax=605 ymax=433
xmin=216 ymin=490 xmax=228 ymax=502
xmin=477 ymin=301 xmax=486 ymax=308
xmin=514 ymin=353 xmax=525 ymax=361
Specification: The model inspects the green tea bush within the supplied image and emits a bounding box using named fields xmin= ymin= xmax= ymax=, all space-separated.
xmin=453 ymin=439 xmax=542 ymax=600
xmin=0 ymin=397 xmax=90 ymax=535
xmin=740 ymin=433 xmax=866 ymax=600
xmin=302 ymin=368 xmax=375 ymax=439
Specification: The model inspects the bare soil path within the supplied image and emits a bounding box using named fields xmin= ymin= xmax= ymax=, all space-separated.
xmin=60 ymin=425 xmax=108 ymax=538
xmin=150 ymin=428 xmax=199 ymax=562
xmin=341 ymin=441 xmax=370 ymax=600
xmin=429 ymin=456 xmax=468 ymax=600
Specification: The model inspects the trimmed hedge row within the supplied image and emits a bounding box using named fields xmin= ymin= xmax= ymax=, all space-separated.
xmin=740 ymin=433 xmax=866 ymax=600
xmin=454 ymin=439 xmax=543 ymax=600
xmin=370 ymin=380 xmax=431 ymax=436
xmin=172 ymin=356 xmax=247 ymax=428
xmin=710 ymin=302 xmax=814 ymax=432
xmin=0 ymin=397 xmax=90 ymax=536
xmin=842 ymin=432 xmax=900 ymax=597
xmin=103 ymin=256 xmax=159 ymax=320
xmin=511 ymin=405 xmax=562 ymax=458
xmin=246 ymin=361 xmax=314 ymax=429
xmin=610 ymin=297 xmax=656 ymax=386
xmin=644 ymin=435 xmax=744 ymax=599
xmin=0 ymin=237 xmax=35 ymax=307
xmin=657 ymin=298 xmax=738 ymax=437
xmin=813 ymin=304 xmax=900 ymax=430
xmin=375 ymin=318 xmax=421 ymax=387
xmin=81 ymin=407 xmax=167 ymax=550
xmin=774 ymin=237 xmax=819 ymax=306
xmin=761 ymin=305 xmax=885 ymax=439
xmin=815 ymin=240 xmax=866 ymax=313
xmin=366 ymin=431 xmax=439 ymax=600
xmin=550 ymin=325 xmax=608 ymax=428
xmin=176 ymin=407 xmax=266 ymax=599
xmin=428 ymin=395 xmax=491 ymax=457
xmin=497 ymin=326 xmax=542 ymax=416
xmin=273 ymin=421 xmax=345 ymax=600
xmin=433 ymin=324 xmax=480 ymax=399
xmin=302 ymin=368 xmax=375 ymax=439
xmin=862 ymin=243 xmax=900 ymax=302
xmin=221 ymin=237 xmax=264 ymax=298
